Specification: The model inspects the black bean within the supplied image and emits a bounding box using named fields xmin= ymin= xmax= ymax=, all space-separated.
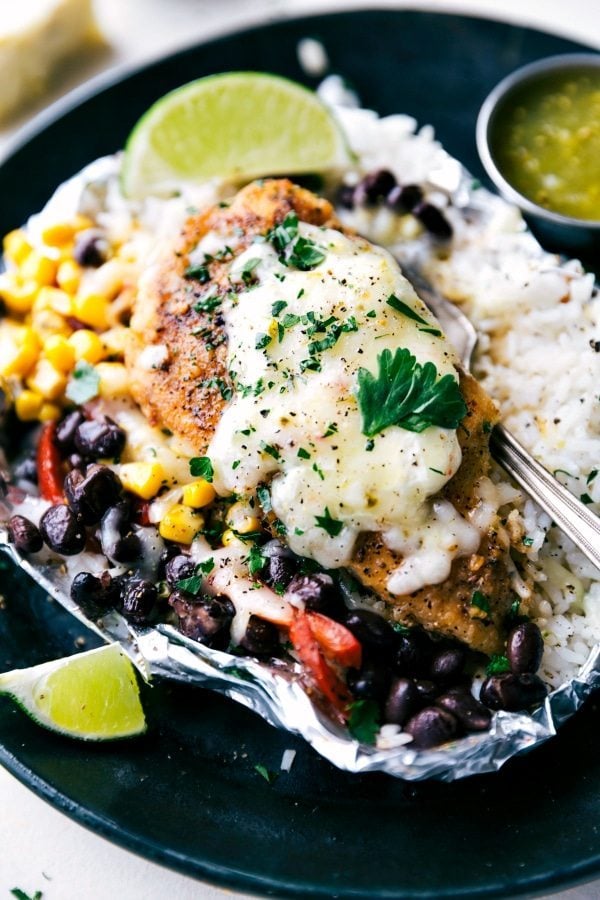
xmin=74 ymin=417 xmax=126 ymax=460
xmin=413 ymin=202 xmax=453 ymax=239
xmin=165 ymin=553 xmax=195 ymax=587
xmin=240 ymin=615 xmax=280 ymax=657
xmin=344 ymin=609 xmax=397 ymax=657
xmin=121 ymin=578 xmax=157 ymax=623
xmin=479 ymin=673 xmax=548 ymax=712
xmin=386 ymin=182 xmax=424 ymax=213
xmin=413 ymin=679 xmax=439 ymax=705
xmin=70 ymin=571 xmax=119 ymax=610
xmin=355 ymin=169 xmax=397 ymax=206
xmin=260 ymin=540 xmax=298 ymax=589
xmin=507 ymin=622 xmax=544 ymax=674
xmin=39 ymin=504 xmax=86 ymax=555
xmin=169 ymin=590 xmax=233 ymax=649
xmin=73 ymin=229 xmax=110 ymax=267
xmin=13 ymin=454 xmax=38 ymax=483
xmin=436 ymin=688 xmax=492 ymax=732
xmin=337 ymin=183 xmax=356 ymax=210
xmin=394 ymin=628 xmax=432 ymax=677
xmin=384 ymin=677 xmax=420 ymax=726
xmin=430 ymin=646 xmax=466 ymax=682
xmin=347 ymin=663 xmax=391 ymax=701
xmin=8 ymin=515 xmax=43 ymax=553
xmin=55 ymin=411 xmax=85 ymax=454
xmin=405 ymin=706 xmax=460 ymax=748
xmin=64 ymin=464 xmax=122 ymax=525
xmin=286 ymin=572 xmax=341 ymax=616
xmin=100 ymin=502 xmax=141 ymax=562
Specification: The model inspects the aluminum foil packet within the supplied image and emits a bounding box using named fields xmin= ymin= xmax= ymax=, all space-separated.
xmin=0 ymin=153 xmax=599 ymax=782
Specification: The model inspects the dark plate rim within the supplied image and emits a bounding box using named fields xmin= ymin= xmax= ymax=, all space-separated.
xmin=1 ymin=8 xmax=598 ymax=899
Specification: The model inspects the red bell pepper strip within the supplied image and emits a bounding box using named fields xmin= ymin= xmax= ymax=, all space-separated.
xmin=305 ymin=611 xmax=362 ymax=669
xmin=289 ymin=613 xmax=352 ymax=716
xmin=37 ymin=422 xmax=64 ymax=504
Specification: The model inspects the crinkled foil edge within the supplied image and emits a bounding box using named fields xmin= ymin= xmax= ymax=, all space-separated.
xmin=1 ymin=153 xmax=599 ymax=781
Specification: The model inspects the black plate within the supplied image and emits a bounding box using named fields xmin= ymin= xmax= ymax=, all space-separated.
xmin=1 ymin=10 xmax=599 ymax=899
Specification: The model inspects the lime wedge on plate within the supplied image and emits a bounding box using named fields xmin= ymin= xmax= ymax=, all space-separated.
xmin=0 ymin=643 xmax=146 ymax=740
xmin=122 ymin=71 xmax=352 ymax=197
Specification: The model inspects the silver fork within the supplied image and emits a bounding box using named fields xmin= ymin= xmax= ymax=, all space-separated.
xmin=402 ymin=264 xmax=600 ymax=571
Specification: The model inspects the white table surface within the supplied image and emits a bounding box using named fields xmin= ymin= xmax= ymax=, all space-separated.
xmin=1 ymin=1 xmax=599 ymax=898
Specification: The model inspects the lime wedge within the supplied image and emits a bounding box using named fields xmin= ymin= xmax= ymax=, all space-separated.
xmin=0 ymin=643 xmax=146 ymax=740
xmin=122 ymin=71 xmax=352 ymax=198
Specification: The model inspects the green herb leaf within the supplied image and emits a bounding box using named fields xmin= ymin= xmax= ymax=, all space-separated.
xmin=247 ymin=544 xmax=266 ymax=577
xmin=522 ymin=535 xmax=534 ymax=547
xmin=176 ymin=575 xmax=203 ymax=594
xmin=198 ymin=557 xmax=215 ymax=575
xmin=189 ymin=456 xmax=214 ymax=481
xmin=347 ymin=699 xmax=380 ymax=744
xmin=65 ymin=360 xmax=100 ymax=404
xmin=287 ymin=236 xmax=326 ymax=270
xmin=255 ymin=332 xmax=272 ymax=350
xmin=256 ymin=484 xmax=272 ymax=513
xmin=271 ymin=300 xmax=287 ymax=317
xmin=184 ymin=263 xmax=210 ymax=283
xmin=314 ymin=507 xmax=343 ymax=537
xmin=587 ymin=468 xmax=598 ymax=485
xmin=323 ymin=422 xmax=338 ymax=437
xmin=267 ymin=212 xmax=298 ymax=252
xmin=240 ymin=256 xmax=262 ymax=285
xmin=11 ymin=890 xmax=43 ymax=900
xmin=260 ymin=442 xmax=280 ymax=460
xmin=580 ymin=492 xmax=594 ymax=505
xmin=357 ymin=348 xmax=467 ymax=437
xmin=471 ymin=590 xmax=490 ymax=614
xmin=254 ymin=763 xmax=278 ymax=784
xmin=486 ymin=654 xmax=511 ymax=676
xmin=194 ymin=294 xmax=221 ymax=314
xmin=297 ymin=447 xmax=311 ymax=459
xmin=386 ymin=293 xmax=429 ymax=325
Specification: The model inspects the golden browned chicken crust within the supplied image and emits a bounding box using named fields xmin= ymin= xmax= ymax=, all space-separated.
xmin=127 ymin=178 xmax=514 ymax=654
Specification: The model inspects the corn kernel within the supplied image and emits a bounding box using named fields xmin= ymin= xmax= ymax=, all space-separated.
xmin=41 ymin=223 xmax=75 ymax=247
xmin=15 ymin=389 xmax=44 ymax=421
xmin=0 ymin=273 xmax=38 ymax=314
xmin=182 ymin=480 xmax=216 ymax=509
xmin=34 ymin=286 xmax=72 ymax=316
xmin=119 ymin=461 xmax=166 ymax=500
xmin=56 ymin=259 xmax=83 ymax=294
xmin=72 ymin=293 xmax=109 ymax=330
xmin=3 ymin=229 xmax=32 ymax=266
xmin=20 ymin=252 xmax=57 ymax=287
xmin=38 ymin=402 xmax=62 ymax=421
xmin=159 ymin=504 xmax=204 ymax=544
xmin=0 ymin=325 xmax=41 ymax=377
xmin=43 ymin=335 xmax=76 ymax=373
xmin=31 ymin=308 xmax=72 ymax=340
xmin=100 ymin=325 xmax=129 ymax=357
xmin=226 ymin=501 xmax=261 ymax=535
xmin=95 ymin=362 xmax=129 ymax=397
xmin=221 ymin=528 xmax=245 ymax=548
xmin=68 ymin=329 xmax=105 ymax=364
xmin=27 ymin=358 xmax=67 ymax=400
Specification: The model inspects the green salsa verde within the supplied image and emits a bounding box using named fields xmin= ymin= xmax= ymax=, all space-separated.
xmin=491 ymin=67 xmax=600 ymax=221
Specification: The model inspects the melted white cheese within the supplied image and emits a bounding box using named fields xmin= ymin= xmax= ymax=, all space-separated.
xmin=207 ymin=222 xmax=475 ymax=592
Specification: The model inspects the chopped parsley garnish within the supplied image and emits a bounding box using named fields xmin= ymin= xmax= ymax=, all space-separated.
xmin=254 ymin=763 xmax=278 ymax=784
xmin=522 ymin=535 xmax=534 ymax=547
xmin=240 ymin=256 xmax=262 ymax=285
xmin=314 ymin=507 xmax=344 ymax=537
xmin=177 ymin=558 xmax=214 ymax=593
xmin=587 ymin=469 xmax=598 ymax=485
xmin=580 ymin=493 xmax=594 ymax=505
xmin=282 ymin=312 xmax=301 ymax=330
xmin=418 ymin=326 xmax=443 ymax=337
xmin=482 ymin=420 xmax=493 ymax=434
xmin=247 ymin=544 xmax=266 ymax=577
xmin=256 ymin=484 xmax=272 ymax=512
xmin=323 ymin=422 xmax=338 ymax=437
xmin=193 ymin=294 xmax=221 ymax=314
xmin=486 ymin=654 xmax=511 ymax=676
xmin=261 ymin=442 xmax=281 ymax=460
xmin=201 ymin=377 xmax=233 ymax=400
xmin=312 ymin=462 xmax=325 ymax=481
xmin=232 ymin=459 xmax=241 ymax=470
xmin=271 ymin=300 xmax=288 ymax=317
xmin=300 ymin=357 xmax=322 ymax=373
xmin=255 ymin=332 xmax=272 ymax=350
xmin=347 ymin=699 xmax=379 ymax=744
xmin=267 ymin=212 xmax=325 ymax=271
xmin=273 ymin=518 xmax=287 ymax=536
xmin=357 ymin=348 xmax=467 ymax=437
xmin=11 ymin=891 xmax=43 ymax=900
xmin=184 ymin=263 xmax=210 ymax=283
xmin=65 ymin=360 xmax=100 ymax=404
xmin=366 ymin=309 xmax=377 ymax=318
xmin=429 ymin=467 xmax=444 ymax=476
xmin=386 ymin=293 xmax=429 ymax=325
xmin=297 ymin=447 xmax=311 ymax=459
xmin=471 ymin=590 xmax=490 ymax=614
xmin=189 ymin=456 xmax=214 ymax=482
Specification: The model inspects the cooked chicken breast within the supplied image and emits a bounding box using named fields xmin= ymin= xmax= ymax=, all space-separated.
xmin=127 ymin=179 xmax=514 ymax=654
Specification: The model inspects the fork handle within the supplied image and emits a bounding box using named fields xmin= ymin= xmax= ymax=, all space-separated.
xmin=490 ymin=423 xmax=600 ymax=570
